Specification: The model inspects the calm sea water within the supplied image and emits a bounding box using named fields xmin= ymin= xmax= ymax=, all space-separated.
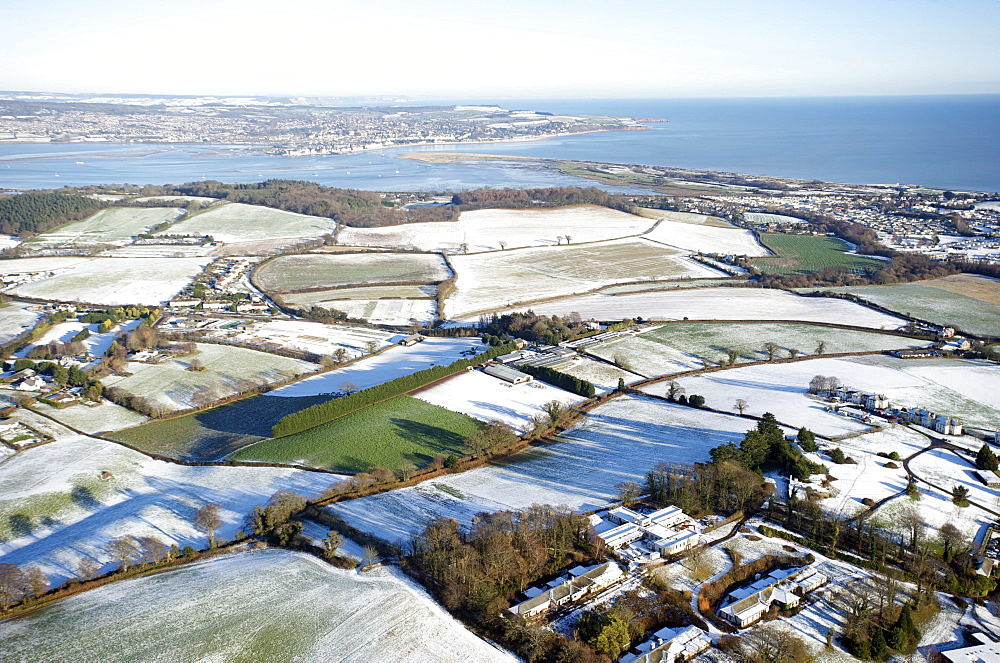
xmin=1 ymin=95 xmax=997 ymax=192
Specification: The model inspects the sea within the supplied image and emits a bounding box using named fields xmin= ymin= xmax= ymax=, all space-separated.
xmin=0 ymin=95 xmax=997 ymax=193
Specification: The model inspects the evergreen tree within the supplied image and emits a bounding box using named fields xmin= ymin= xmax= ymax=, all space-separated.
xmin=977 ymin=444 xmax=998 ymax=471
xmin=870 ymin=626 xmax=888 ymax=660
xmin=797 ymin=427 xmax=818 ymax=452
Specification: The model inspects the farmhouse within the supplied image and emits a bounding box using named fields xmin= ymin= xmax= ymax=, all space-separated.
xmin=398 ymin=334 xmax=425 ymax=347
xmin=16 ymin=375 xmax=48 ymax=392
xmin=5 ymin=368 xmax=36 ymax=383
xmin=483 ymin=364 xmax=533 ymax=385
xmin=719 ymin=565 xmax=827 ymax=628
xmin=620 ymin=625 xmax=711 ymax=663
xmin=508 ymin=562 xmax=623 ymax=621
xmin=834 ymin=386 xmax=890 ymax=410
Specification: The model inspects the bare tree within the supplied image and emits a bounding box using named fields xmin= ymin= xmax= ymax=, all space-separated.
xmin=684 ymin=546 xmax=713 ymax=582
xmin=188 ymin=357 xmax=204 ymax=372
xmin=333 ymin=347 xmax=348 ymax=364
xmin=815 ymin=340 xmax=827 ymax=355
xmin=105 ymin=535 xmax=141 ymax=572
xmin=564 ymin=234 xmax=572 ymax=245
xmin=339 ymin=380 xmax=360 ymax=394
xmin=763 ymin=341 xmax=780 ymax=361
xmin=734 ymin=398 xmax=749 ymax=416
xmin=726 ymin=348 xmax=739 ymax=366
xmin=612 ymin=352 xmax=634 ymax=371
xmin=666 ymin=381 xmax=685 ymax=401
xmin=194 ymin=503 xmax=223 ymax=548
xmin=542 ymin=400 xmax=568 ymax=428
xmin=362 ymin=545 xmax=380 ymax=569
xmin=787 ymin=348 xmax=800 ymax=359
xmin=76 ymin=557 xmax=101 ymax=582
xmin=498 ymin=240 xmax=508 ymax=250
xmin=137 ymin=536 xmax=169 ymax=565
xmin=23 ymin=566 xmax=49 ymax=599
xmin=614 ymin=480 xmax=641 ymax=506
xmin=0 ymin=563 xmax=26 ymax=610
xmin=459 ymin=242 xmax=469 ymax=254
xmin=737 ymin=624 xmax=812 ymax=663
xmin=364 ymin=340 xmax=378 ymax=354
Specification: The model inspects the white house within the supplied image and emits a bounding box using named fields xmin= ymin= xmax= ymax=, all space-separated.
xmin=620 ymin=625 xmax=711 ymax=663
xmin=509 ymin=562 xmax=624 ymax=621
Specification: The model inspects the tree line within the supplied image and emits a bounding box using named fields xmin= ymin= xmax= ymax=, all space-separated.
xmin=516 ymin=364 xmax=596 ymax=398
xmin=0 ymin=191 xmax=106 ymax=237
xmin=271 ymin=343 xmax=516 ymax=437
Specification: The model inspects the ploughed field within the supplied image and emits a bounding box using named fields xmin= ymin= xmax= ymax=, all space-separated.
xmin=255 ymin=252 xmax=450 ymax=292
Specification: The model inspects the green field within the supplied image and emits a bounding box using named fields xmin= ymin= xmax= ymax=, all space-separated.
xmin=162 ymin=202 xmax=332 ymax=242
xmin=255 ymin=253 xmax=449 ymax=292
xmin=752 ymin=233 xmax=885 ymax=275
xmin=807 ymin=275 xmax=1000 ymax=337
xmin=229 ymin=395 xmax=481 ymax=473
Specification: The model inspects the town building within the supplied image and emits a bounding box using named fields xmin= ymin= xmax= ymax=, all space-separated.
xmin=508 ymin=562 xmax=624 ymax=621
xmin=619 ymin=625 xmax=711 ymax=663
xmin=719 ymin=565 xmax=827 ymax=628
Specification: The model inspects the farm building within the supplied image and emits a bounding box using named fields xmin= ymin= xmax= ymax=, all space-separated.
xmin=975 ymin=470 xmax=1000 ymax=488
xmin=890 ymin=348 xmax=937 ymax=359
xmin=941 ymin=632 xmax=1000 ymax=662
xmin=398 ymin=334 xmax=425 ymax=347
xmin=719 ymin=565 xmax=827 ymax=628
xmin=508 ymin=562 xmax=623 ymax=621
xmin=620 ymin=625 xmax=711 ymax=663
xmin=483 ymin=364 xmax=533 ymax=385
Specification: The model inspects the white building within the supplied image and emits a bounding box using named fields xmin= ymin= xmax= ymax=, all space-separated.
xmin=719 ymin=565 xmax=827 ymax=628
xmin=620 ymin=625 xmax=711 ymax=663
xmin=508 ymin=562 xmax=624 ymax=621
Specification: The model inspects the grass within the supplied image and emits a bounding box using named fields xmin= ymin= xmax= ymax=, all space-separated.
xmin=29 ymin=207 xmax=182 ymax=246
xmin=162 ymin=202 xmax=333 ymax=242
xmin=809 ymin=275 xmax=1000 ymax=337
xmin=255 ymin=253 xmax=448 ymax=292
xmin=106 ymin=393 xmax=330 ymax=460
xmin=751 ymin=233 xmax=885 ymax=275
xmin=0 ymin=475 xmax=116 ymax=542
xmin=229 ymin=395 xmax=482 ymax=473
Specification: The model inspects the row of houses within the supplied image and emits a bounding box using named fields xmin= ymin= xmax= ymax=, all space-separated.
xmin=830 ymin=385 xmax=964 ymax=435
xmin=619 ymin=625 xmax=711 ymax=663
xmin=593 ymin=506 xmax=701 ymax=557
xmin=718 ymin=565 xmax=828 ymax=628
xmin=507 ymin=562 xmax=624 ymax=621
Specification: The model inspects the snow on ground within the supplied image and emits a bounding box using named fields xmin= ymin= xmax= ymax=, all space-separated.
xmin=338 ymin=205 xmax=653 ymax=253
xmin=134 ymin=195 xmax=217 ymax=203
xmin=231 ymin=319 xmax=395 ymax=360
xmin=457 ymin=288 xmax=909 ymax=329
xmin=0 ymin=436 xmax=336 ymax=583
xmin=412 ymin=370 xmax=586 ymax=432
xmin=32 ymin=400 xmax=150 ymax=434
xmin=9 ymin=257 xmax=211 ymax=306
xmin=327 ymin=395 xmax=758 ymax=545
xmin=446 ymin=238 xmax=723 ymax=318
xmin=28 ymin=207 xmax=183 ymax=247
xmin=894 ymin=447 xmax=996 ymax=536
xmin=557 ymin=356 xmax=644 ymax=392
xmin=102 ymin=343 xmax=318 ymax=412
xmin=162 ymin=202 xmax=334 ymax=242
xmin=641 ymin=362 xmax=871 ymax=438
xmin=0 ymin=301 xmax=43 ymax=345
xmin=587 ymin=334 xmax=704 ymax=377
xmin=0 ymin=548 xmax=515 ymax=663
xmin=307 ymin=297 xmax=437 ymax=325
xmin=14 ymin=318 xmax=140 ymax=359
xmin=643 ymin=218 xmax=769 ymax=256
xmin=813 ymin=434 xmax=912 ymax=519
xmin=0 ymin=256 xmax=93 ymax=276
xmin=270 ymin=337 xmax=482 ymax=398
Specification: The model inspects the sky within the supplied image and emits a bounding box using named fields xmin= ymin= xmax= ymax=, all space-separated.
xmin=1 ymin=0 xmax=998 ymax=99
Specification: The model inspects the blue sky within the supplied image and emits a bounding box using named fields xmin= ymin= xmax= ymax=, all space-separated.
xmin=2 ymin=0 xmax=997 ymax=98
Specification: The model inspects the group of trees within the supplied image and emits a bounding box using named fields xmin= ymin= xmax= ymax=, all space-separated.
xmin=807 ymin=374 xmax=841 ymax=394
xmin=0 ymin=191 xmax=105 ymax=237
xmin=516 ymin=364 xmax=596 ymax=398
xmin=709 ymin=414 xmax=826 ymax=481
xmin=0 ymin=563 xmax=49 ymax=611
xmin=464 ymin=420 xmax=519 ymax=458
xmin=478 ymin=311 xmax=599 ymax=345
xmin=246 ymin=490 xmax=306 ymax=545
xmin=452 ymin=186 xmax=635 ymax=215
xmin=645 ymin=460 xmax=771 ymax=517
xmin=272 ymin=343 xmax=514 ymax=437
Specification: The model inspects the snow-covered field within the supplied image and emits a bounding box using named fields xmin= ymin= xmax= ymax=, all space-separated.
xmin=228 ymin=319 xmax=395 ymax=360
xmin=0 ymin=436 xmax=335 ymax=583
xmin=306 ymin=298 xmax=437 ymax=325
xmin=594 ymin=322 xmax=930 ymax=379
xmin=458 ymin=288 xmax=909 ymax=328
xmin=134 ymin=195 xmax=217 ymax=204
xmin=283 ymin=284 xmax=434 ymax=303
xmin=0 ymin=301 xmax=42 ymax=345
xmin=0 ymin=548 xmax=515 ymax=662
xmin=641 ymin=363 xmax=871 ymax=438
xmin=32 ymin=400 xmax=150 ymax=434
xmin=256 ymin=252 xmax=450 ymax=292
xmin=557 ymin=356 xmax=644 ymax=392
xmin=29 ymin=207 xmax=183 ymax=247
xmin=339 ymin=205 xmax=654 ymax=253
xmin=15 ymin=318 xmax=140 ymax=360
xmin=743 ymin=212 xmax=809 ymax=226
xmin=894 ymin=447 xmax=995 ymax=535
xmin=9 ymin=257 xmax=211 ymax=306
xmin=270 ymin=337 xmax=481 ymax=398
xmin=0 ymin=256 xmax=93 ymax=276
xmin=102 ymin=343 xmax=318 ymax=412
xmin=328 ymin=395 xmax=757 ymax=545
xmin=100 ymin=244 xmax=216 ymax=258
xmin=643 ymin=218 xmax=769 ymax=256
xmin=163 ymin=202 xmax=333 ymax=242
xmin=412 ymin=370 xmax=586 ymax=432
xmin=446 ymin=238 xmax=723 ymax=317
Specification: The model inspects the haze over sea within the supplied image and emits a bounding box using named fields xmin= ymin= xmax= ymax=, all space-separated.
xmin=1 ymin=95 xmax=998 ymax=193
